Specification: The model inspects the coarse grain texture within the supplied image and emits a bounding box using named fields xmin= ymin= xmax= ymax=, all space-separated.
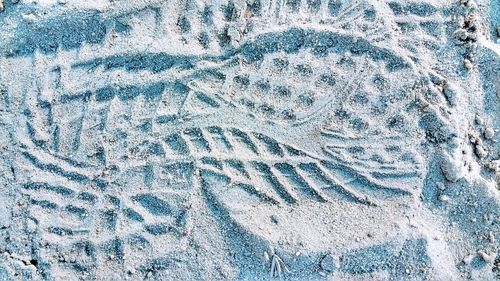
xmin=0 ymin=0 xmax=499 ymax=280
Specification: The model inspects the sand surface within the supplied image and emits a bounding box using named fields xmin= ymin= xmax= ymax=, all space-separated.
xmin=0 ymin=0 xmax=499 ymax=280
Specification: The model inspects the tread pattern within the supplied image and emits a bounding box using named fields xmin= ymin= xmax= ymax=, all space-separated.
xmin=0 ymin=0 xmax=448 ymax=279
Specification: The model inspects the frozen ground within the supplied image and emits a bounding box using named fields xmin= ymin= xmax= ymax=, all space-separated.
xmin=0 ymin=0 xmax=499 ymax=280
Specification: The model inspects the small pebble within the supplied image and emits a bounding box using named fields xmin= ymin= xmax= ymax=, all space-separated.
xmin=455 ymin=28 xmax=468 ymax=40
xmin=320 ymin=254 xmax=340 ymax=273
xmin=475 ymin=145 xmax=487 ymax=158
xmin=270 ymin=215 xmax=279 ymax=224
xmin=436 ymin=182 xmax=446 ymax=190
xmin=484 ymin=127 xmax=494 ymax=139
xmin=463 ymin=59 xmax=472 ymax=69
xmin=475 ymin=115 xmax=484 ymax=125
xmin=441 ymin=155 xmax=464 ymax=182
xmin=438 ymin=194 xmax=450 ymax=202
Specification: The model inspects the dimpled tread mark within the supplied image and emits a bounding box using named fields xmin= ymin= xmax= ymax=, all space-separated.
xmin=386 ymin=0 xmax=446 ymax=52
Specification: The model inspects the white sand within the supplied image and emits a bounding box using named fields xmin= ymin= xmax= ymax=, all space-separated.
xmin=0 ymin=0 xmax=498 ymax=280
